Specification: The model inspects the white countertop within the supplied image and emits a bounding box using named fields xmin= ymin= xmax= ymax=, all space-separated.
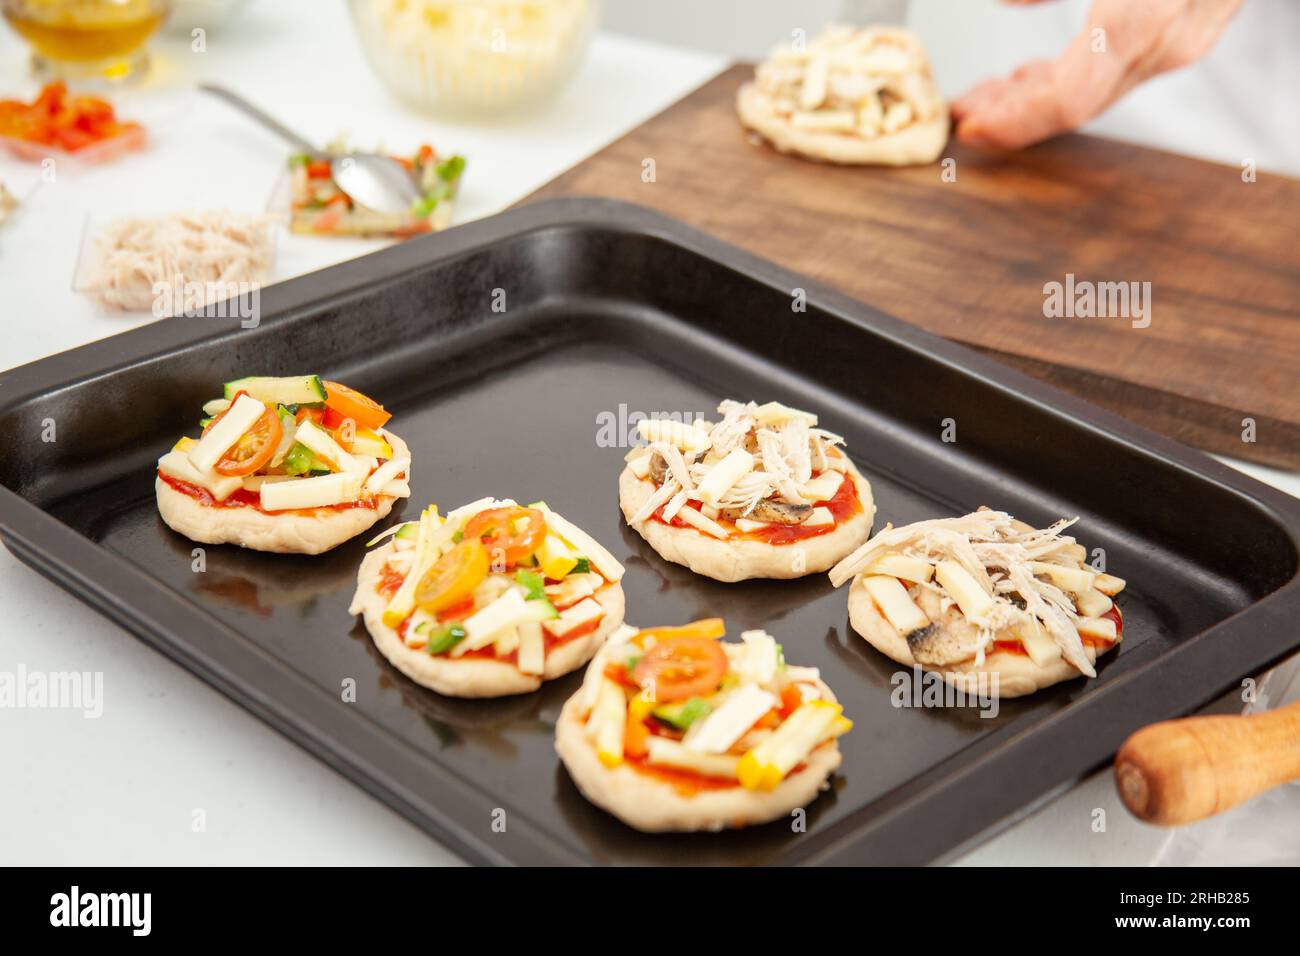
xmin=1 ymin=1 xmax=1295 ymax=866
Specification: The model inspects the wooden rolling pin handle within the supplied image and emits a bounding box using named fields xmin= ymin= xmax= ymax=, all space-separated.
xmin=1114 ymin=700 xmax=1300 ymax=825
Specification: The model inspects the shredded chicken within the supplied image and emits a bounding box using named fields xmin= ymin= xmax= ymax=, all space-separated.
xmin=753 ymin=25 xmax=944 ymax=138
xmin=831 ymin=508 xmax=1119 ymax=676
xmin=87 ymin=211 xmax=275 ymax=312
xmin=631 ymin=400 xmax=847 ymax=525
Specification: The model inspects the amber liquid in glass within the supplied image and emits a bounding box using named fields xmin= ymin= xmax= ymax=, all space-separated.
xmin=3 ymin=1 xmax=167 ymax=80
xmin=4 ymin=10 xmax=163 ymax=61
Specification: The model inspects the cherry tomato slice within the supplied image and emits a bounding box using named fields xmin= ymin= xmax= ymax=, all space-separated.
xmin=461 ymin=506 xmax=546 ymax=568
xmin=322 ymin=381 xmax=391 ymax=430
xmin=415 ymin=538 xmax=489 ymax=613
xmin=633 ymin=634 xmax=728 ymax=703
xmin=204 ymin=397 xmax=283 ymax=477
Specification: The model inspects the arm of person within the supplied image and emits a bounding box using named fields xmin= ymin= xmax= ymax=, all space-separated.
xmin=951 ymin=0 xmax=1245 ymax=149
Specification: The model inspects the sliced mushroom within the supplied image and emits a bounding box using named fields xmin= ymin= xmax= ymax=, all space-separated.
xmin=907 ymin=623 xmax=977 ymax=667
xmin=648 ymin=451 xmax=668 ymax=485
xmin=721 ymin=498 xmax=813 ymax=525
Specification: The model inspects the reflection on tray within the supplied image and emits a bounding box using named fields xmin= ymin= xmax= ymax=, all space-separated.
xmin=157 ymin=516 xmax=366 ymax=613
xmin=351 ymin=618 xmax=579 ymax=746
xmin=553 ymin=761 xmax=844 ymax=865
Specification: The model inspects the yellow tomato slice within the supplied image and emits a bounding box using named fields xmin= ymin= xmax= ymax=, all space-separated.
xmin=415 ymin=538 xmax=489 ymax=614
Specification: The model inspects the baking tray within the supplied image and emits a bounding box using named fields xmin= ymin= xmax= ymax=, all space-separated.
xmin=1 ymin=198 xmax=1297 ymax=865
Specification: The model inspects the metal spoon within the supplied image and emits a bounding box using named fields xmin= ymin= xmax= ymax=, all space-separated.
xmin=198 ymin=83 xmax=421 ymax=216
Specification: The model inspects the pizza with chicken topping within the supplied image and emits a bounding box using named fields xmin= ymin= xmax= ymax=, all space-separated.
xmin=619 ymin=399 xmax=875 ymax=581
xmin=737 ymin=24 xmax=948 ymax=166
xmin=829 ymin=507 xmax=1127 ymax=697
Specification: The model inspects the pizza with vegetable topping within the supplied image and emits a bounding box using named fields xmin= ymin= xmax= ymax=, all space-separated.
xmin=828 ymin=507 xmax=1128 ymax=697
xmin=619 ymin=399 xmax=875 ymax=581
xmin=350 ymin=497 xmax=627 ymax=698
xmin=155 ymin=375 xmax=410 ymax=554
xmin=556 ymin=618 xmax=851 ymax=832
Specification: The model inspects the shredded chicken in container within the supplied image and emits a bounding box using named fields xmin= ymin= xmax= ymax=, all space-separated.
xmin=84 ymin=211 xmax=275 ymax=313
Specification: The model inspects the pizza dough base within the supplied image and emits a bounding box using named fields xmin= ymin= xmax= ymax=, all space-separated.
xmin=618 ymin=463 xmax=875 ymax=583
xmin=156 ymin=433 xmax=409 ymax=555
xmin=555 ymin=679 xmax=842 ymax=832
xmin=737 ymin=82 xmax=949 ymax=166
xmin=351 ymin=543 xmax=626 ymax=699
xmin=846 ymin=575 xmax=1118 ymax=698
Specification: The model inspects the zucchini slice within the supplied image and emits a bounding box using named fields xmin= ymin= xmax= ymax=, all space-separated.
xmin=223 ymin=375 xmax=326 ymax=406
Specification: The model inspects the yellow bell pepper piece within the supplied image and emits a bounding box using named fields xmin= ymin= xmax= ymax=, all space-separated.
xmin=738 ymin=700 xmax=845 ymax=792
xmin=591 ymin=678 xmax=628 ymax=768
xmin=536 ymin=530 xmax=580 ymax=580
xmin=349 ymin=427 xmax=393 ymax=460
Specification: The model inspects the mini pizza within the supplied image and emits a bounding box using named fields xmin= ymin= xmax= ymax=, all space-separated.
xmin=555 ymin=618 xmax=852 ymax=832
xmin=737 ymin=25 xmax=948 ymax=166
xmin=619 ymin=399 xmax=875 ymax=582
xmin=350 ymin=498 xmax=627 ymax=698
xmin=828 ymin=507 xmax=1127 ymax=698
xmin=155 ymin=375 xmax=410 ymax=554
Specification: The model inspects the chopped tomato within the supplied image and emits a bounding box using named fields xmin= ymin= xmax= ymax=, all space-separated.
xmin=377 ymin=564 xmax=406 ymax=598
xmin=322 ymin=381 xmax=391 ymax=430
xmin=391 ymin=221 xmax=433 ymax=238
xmin=306 ymin=159 xmax=332 ymax=179
xmin=436 ymin=596 xmax=477 ymax=623
xmin=462 ymin=506 xmax=546 ymax=568
xmin=633 ymin=633 xmax=728 ymax=703
xmin=203 ymin=393 xmax=283 ymax=477
xmin=604 ymin=662 xmax=641 ymax=690
xmin=779 ymin=683 xmax=803 ymax=716
xmin=414 ymin=538 xmax=489 ymax=613
xmin=294 ymin=406 xmax=325 ymax=425
xmin=313 ymin=207 xmax=343 ymax=232
xmin=624 ymin=719 xmax=651 ymax=759
xmin=0 ymin=82 xmax=143 ymax=155
xmin=328 ymin=414 xmax=357 ymax=451
xmin=320 ymin=406 xmax=360 ymax=454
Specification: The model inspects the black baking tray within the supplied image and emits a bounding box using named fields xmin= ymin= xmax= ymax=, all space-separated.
xmin=2 ymin=198 xmax=1298 ymax=865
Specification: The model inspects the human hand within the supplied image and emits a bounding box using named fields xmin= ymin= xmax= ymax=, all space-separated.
xmin=950 ymin=0 xmax=1245 ymax=149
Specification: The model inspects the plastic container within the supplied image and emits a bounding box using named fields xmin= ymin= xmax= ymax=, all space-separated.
xmin=72 ymin=208 xmax=278 ymax=314
xmin=347 ymin=0 xmax=598 ymax=119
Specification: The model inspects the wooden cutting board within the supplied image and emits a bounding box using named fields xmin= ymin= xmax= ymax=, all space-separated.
xmin=525 ymin=65 xmax=1300 ymax=469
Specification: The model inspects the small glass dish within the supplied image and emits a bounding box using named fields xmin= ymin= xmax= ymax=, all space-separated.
xmin=1 ymin=0 xmax=173 ymax=85
xmin=266 ymin=143 xmax=465 ymax=239
xmin=0 ymin=84 xmax=179 ymax=167
xmin=0 ymin=125 xmax=146 ymax=166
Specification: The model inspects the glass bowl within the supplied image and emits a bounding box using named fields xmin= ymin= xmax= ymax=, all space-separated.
xmin=347 ymin=0 xmax=599 ymax=119
xmin=1 ymin=0 xmax=172 ymax=84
